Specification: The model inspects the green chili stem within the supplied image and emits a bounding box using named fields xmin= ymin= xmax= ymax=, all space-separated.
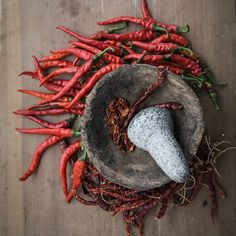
xmin=176 ymin=24 xmax=190 ymax=33
xmin=80 ymin=144 xmax=87 ymax=161
xmin=163 ymin=53 xmax=173 ymax=60
xmin=93 ymin=47 xmax=114 ymax=60
xmin=152 ymin=24 xmax=169 ymax=37
xmin=106 ymin=22 xmax=128 ymax=33
xmin=176 ymin=46 xmax=193 ymax=55
xmin=72 ymin=131 xmax=81 ymax=137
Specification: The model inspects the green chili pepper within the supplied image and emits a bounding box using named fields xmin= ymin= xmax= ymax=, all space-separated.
xmin=205 ymin=82 xmax=220 ymax=111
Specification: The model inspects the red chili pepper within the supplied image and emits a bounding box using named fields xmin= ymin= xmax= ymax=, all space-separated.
xmin=66 ymin=158 xmax=86 ymax=203
xmin=28 ymin=101 xmax=85 ymax=110
xmin=18 ymin=89 xmax=73 ymax=102
xmin=124 ymin=53 xmax=202 ymax=76
xmin=59 ymin=139 xmax=69 ymax=154
xmin=66 ymin=63 xmax=122 ymax=108
xmin=41 ymin=60 xmax=73 ymax=69
xmin=19 ymin=71 xmax=37 ymax=78
xmin=39 ymin=52 xmax=70 ymax=62
xmin=97 ymin=16 xmax=189 ymax=34
xmin=207 ymin=172 xmax=217 ymax=223
xmin=145 ymin=61 xmax=184 ymax=75
xmin=155 ymin=102 xmax=183 ymax=110
xmin=51 ymin=80 xmax=82 ymax=90
xmin=39 ymin=48 xmax=113 ymax=105
xmin=19 ymin=136 xmax=63 ymax=181
xmin=120 ymin=45 xmax=135 ymax=55
xmin=70 ymin=41 xmax=123 ymax=64
xmin=123 ymin=67 xmax=166 ymax=129
xmin=131 ymin=42 xmax=192 ymax=54
xmin=14 ymin=107 xmax=83 ymax=116
xmin=124 ymin=53 xmax=163 ymax=61
xmin=59 ymin=139 xmax=78 ymax=167
xmin=39 ymin=66 xmax=79 ymax=86
xmin=155 ymin=198 xmax=168 ymax=219
xmin=89 ymin=22 xmax=127 ymax=40
xmin=56 ymin=25 xmax=122 ymax=56
xmin=151 ymin=33 xmax=189 ymax=46
xmin=32 ymin=56 xmax=78 ymax=96
xmin=103 ymin=40 xmax=122 ymax=47
xmin=72 ymin=57 xmax=80 ymax=66
xmin=23 ymin=115 xmax=77 ymax=129
xmin=59 ymin=140 xmax=81 ymax=197
xmin=16 ymin=127 xmax=80 ymax=138
xmin=169 ymin=54 xmax=202 ymax=76
xmin=141 ymin=0 xmax=152 ymax=19
xmin=93 ymin=29 xmax=156 ymax=41
xmin=51 ymin=47 xmax=93 ymax=61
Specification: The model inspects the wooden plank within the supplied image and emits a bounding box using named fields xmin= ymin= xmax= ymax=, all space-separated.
xmin=0 ymin=0 xmax=235 ymax=235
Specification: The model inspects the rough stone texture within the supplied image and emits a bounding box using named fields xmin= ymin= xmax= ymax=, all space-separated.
xmin=81 ymin=64 xmax=204 ymax=190
xmin=127 ymin=107 xmax=190 ymax=183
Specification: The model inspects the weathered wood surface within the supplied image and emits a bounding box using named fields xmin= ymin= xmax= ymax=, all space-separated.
xmin=0 ymin=0 xmax=235 ymax=235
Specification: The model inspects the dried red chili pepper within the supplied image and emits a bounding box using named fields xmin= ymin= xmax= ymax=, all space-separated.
xmin=59 ymin=138 xmax=78 ymax=167
xmin=97 ymin=16 xmax=189 ymax=33
xmin=40 ymin=66 xmax=79 ymax=86
xmin=155 ymin=102 xmax=183 ymax=110
xmin=120 ymin=45 xmax=135 ymax=55
xmin=51 ymin=47 xmax=93 ymax=61
xmin=89 ymin=22 xmax=127 ymax=39
xmin=72 ymin=56 xmax=80 ymax=66
xmin=23 ymin=114 xmax=77 ymax=129
xmin=56 ymin=25 xmax=122 ymax=56
xmin=124 ymin=53 xmax=202 ymax=76
xmin=93 ymin=29 xmax=156 ymax=41
xmin=150 ymin=33 xmax=189 ymax=46
xmin=207 ymin=172 xmax=217 ymax=223
xmin=14 ymin=107 xmax=83 ymax=116
xmin=131 ymin=42 xmax=192 ymax=54
xmin=26 ymin=101 xmax=70 ymax=109
xmin=16 ymin=127 xmax=80 ymax=138
xmin=146 ymin=61 xmax=184 ymax=75
xmin=59 ymin=140 xmax=81 ymax=197
xmin=155 ymin=198 xmax=168 ymax=219
xmin=212 ymin=174 xmax=226 ymax=199
xmin=123 ymin=67 xmax=166 ymax=129
xmin=70 ymin=41 xmax=123 ymax=64
xmin=18 ymin=89 xmax=73 ymax=102
xmin=19 ymin=135 xmax=63 ymax=181
xmin=51 ymin=80 xmax=82 ymax=90
xmin=66 ymin=148 xmax=86 ymax=202
xmin=141 ymin=0 xmax=152 ymax=19
xmin=39 ymin=52 xmax=70 ymax=62
xmin=103 ymin=40 xmax=122 ymax=47
xmin=66 ymin=63 xmax=122 ymax=108
xmin=168 ymin=54 xmax=202 ymax=76
xmin=41 ymin=60 xmax=73 ymax=69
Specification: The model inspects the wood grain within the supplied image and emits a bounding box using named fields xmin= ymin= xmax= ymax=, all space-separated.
xmin=0 ymin=0 xmax=235 ymax=235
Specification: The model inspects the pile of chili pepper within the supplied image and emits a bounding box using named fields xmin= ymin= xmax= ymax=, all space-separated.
xmin=76 ymin=135 xmax=232 ymax=236
xmin=15 ymin=1 xmax=230 ymax=235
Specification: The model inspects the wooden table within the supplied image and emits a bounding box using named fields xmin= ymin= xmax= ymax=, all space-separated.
xmin=0 ymin=0 xmax=235 ymax=235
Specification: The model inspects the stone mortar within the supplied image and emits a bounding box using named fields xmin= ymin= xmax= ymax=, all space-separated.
xmin=81 ymin=64 xmax=204 ymax=190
